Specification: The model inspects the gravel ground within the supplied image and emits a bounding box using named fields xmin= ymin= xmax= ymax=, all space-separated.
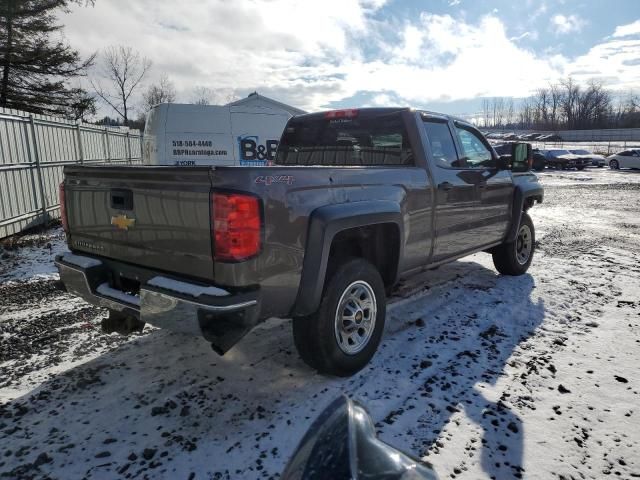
xmin=0 ymin=168 xmax=639 ymax=479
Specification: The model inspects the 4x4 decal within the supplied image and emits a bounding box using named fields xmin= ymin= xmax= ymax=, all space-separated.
xmin=254 ymin=175 xmax=295 ymax=185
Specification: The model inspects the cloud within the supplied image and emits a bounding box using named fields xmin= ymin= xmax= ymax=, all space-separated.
xmin=613 ymin=19 xmax=640 ymax=38
xmin=60 ymin=1 xmax=640 ymax=116
xmin=551 ymin=14 xmax=586 ymax=35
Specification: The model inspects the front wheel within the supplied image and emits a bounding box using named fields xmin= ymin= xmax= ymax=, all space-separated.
xmin=610 ymin=159 xmax=619 ymax=169
xmin=292 ymin=258 xmax=386 ymax=377
xmin=492 ymin=212 xmax=535 ymax=276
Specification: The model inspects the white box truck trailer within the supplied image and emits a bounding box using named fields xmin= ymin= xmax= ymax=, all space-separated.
xmin=142 ymin=103 xmax=292 ymax=166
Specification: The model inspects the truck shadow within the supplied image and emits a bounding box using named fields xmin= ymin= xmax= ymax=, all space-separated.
xmin=0 ymin=258 xmax=544 ymax=479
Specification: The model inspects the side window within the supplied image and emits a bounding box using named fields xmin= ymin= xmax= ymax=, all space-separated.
xmin=423 ymin=121 xmax=461 ymax=168
xmin=455 ymin=126 xmax=494 ymax=168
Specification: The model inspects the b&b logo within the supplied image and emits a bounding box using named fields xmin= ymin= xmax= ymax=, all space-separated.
xmin=238 ymin=136 xmax=279 ymax=165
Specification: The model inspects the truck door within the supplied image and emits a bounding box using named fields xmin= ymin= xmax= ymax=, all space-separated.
xmin=421 ymin=117 xmax=482 ymax=261
xmin=450 ymin=122 xmax=513 ymax=248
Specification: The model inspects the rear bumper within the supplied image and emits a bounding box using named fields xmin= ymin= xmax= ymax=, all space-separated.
xmin=55 ymin=253 xmax=260 ymax=354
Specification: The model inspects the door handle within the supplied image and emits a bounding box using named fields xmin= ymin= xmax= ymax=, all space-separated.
xmin=110 ymin=189 xmax=134 ymax=210
xmin=438 ymin=182 xmax=453 ymax=191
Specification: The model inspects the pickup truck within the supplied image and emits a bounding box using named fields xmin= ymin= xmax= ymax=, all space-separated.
xmin=55 ymin=108 xmax=543 ymax=377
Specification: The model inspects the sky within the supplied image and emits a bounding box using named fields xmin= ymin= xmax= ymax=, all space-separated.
xmin=59 ymin=0 xmax=640 ymax=117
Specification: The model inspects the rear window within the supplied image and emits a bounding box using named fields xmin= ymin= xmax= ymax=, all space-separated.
xmin=275 ymin=111 xmax=414 ymax=166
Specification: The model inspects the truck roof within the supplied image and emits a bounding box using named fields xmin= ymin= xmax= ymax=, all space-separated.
xmin=293 ymin=107 xmax=474 ymax=128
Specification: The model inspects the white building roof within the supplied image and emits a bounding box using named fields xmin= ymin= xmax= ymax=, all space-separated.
xmin=226 ymin=92 xmax=307 ymax=116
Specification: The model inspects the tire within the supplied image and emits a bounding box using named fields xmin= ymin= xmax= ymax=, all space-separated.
xmin=610 ymin=159 xmax=619 ymax=170
xmin=577 ymin=166 xmax=585 ymax=171
xmin=292 ymin=258 xmax=386 ymax=377
xmin=492 ymin=212 xmax=535 ymax=276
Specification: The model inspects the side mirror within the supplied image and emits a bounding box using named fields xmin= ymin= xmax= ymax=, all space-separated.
xmin=510 ymin=143 xmax=532 ymax=172
xmin=281 ymin=396 xmax=438 ymax=480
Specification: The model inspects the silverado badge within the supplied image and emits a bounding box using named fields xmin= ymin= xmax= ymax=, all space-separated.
xmin=111 ymin=214 xmax=135 ymax=230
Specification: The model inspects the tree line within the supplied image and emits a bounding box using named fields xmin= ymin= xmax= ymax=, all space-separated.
xmin=1 ymin=0 xmax=230 ymax=129
xmin=480 ymin=79 xmax=640 ymax=131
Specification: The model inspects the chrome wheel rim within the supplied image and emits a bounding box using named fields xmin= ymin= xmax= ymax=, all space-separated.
xmin=516 ymin=224 xmax=532 ymax=265
xmin=334 ymin=280 xmax=377 ymax=355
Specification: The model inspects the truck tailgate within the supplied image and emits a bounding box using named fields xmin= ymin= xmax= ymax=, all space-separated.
xmin=62 ymin=166 xmax=214 ymax=281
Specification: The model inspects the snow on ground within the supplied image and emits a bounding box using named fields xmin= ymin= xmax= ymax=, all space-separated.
xmin=0 ymin=168 xmax=639 ymax=479
xmin=535 ymin=166 xmax=640 ymax=187
xmin=0 ymin=226 xmax=68 ymax=284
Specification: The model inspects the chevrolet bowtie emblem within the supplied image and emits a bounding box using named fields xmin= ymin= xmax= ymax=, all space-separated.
xmin=111 ymin=214 xmax=135 ymax=230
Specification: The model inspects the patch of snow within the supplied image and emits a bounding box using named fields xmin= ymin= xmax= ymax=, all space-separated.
xmin=61 ymin=253 xmax=102 ymax=269
xmin=0 ymin=227 xmax=68 ymax=283
xmin=147 ymin=276 xmax=230 ymax=297
xmin=96 ymin=283 xmax=140 ymax=306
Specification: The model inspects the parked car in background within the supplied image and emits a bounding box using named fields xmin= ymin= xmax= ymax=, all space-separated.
xmin=569 ymin=149 xmax=606 ymax=167
xmin=485 ymin=132 xmax=504 ymax=140
xmin=545 ymin=149 xmax=591 ymax=170
xmin=537 ymin=134 xmax=562 ymax=142
xmin=524 ymin=133 xmax=543 ymax=140
xmin=607 ymin=149 xmax=640 ymax=170
xmin=532 ymin=149 xmax=546 ymax=171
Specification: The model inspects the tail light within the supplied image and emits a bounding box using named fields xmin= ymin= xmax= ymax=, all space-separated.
xmin=59 ymin=182 xmax=69 ymax=233
xmin=212 ymin=192 xmax=262 ymax=261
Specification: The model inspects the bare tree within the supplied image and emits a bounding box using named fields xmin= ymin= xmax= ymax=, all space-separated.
xmin=549 ymin=83 xmax=562 ymax=129
xmin=481 ymin=98 xmax=491 ymax=127
xmin=190 ymin=86 xmax=213 ymax=105
xmin=491 ymin=97 xmax=505 ymax=128
xmin=505 ymin=97 xmax=514 ymax=127
xmin=559 ymin=78 xmax=580 ymax=129
xmin=92 ymin=46 xmax=152 ymax=125
xmin=142 ymin=74 xmax=176 ymax=111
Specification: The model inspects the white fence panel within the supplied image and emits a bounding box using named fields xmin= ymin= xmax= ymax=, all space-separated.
xmin=0 ymin=107 xmax=143 ymax=238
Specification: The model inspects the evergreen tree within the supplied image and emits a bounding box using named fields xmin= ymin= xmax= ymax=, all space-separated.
xmin=0 ymin=0 xmax=95 ymax=116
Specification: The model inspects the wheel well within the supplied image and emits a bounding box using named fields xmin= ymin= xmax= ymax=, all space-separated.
xmin=328 ymin=223 xmax=400 ymax=288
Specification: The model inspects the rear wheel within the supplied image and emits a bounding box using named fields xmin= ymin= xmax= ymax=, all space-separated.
xmin=492 ymin=212 xmax=535 ymax=276
xmin=577 ymin=166 xmax=585 ymax=171
xmin=292 ymin=258 xmax=386 ymax=376
xmin=610 ymin=159 xmax=619 ymax=170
